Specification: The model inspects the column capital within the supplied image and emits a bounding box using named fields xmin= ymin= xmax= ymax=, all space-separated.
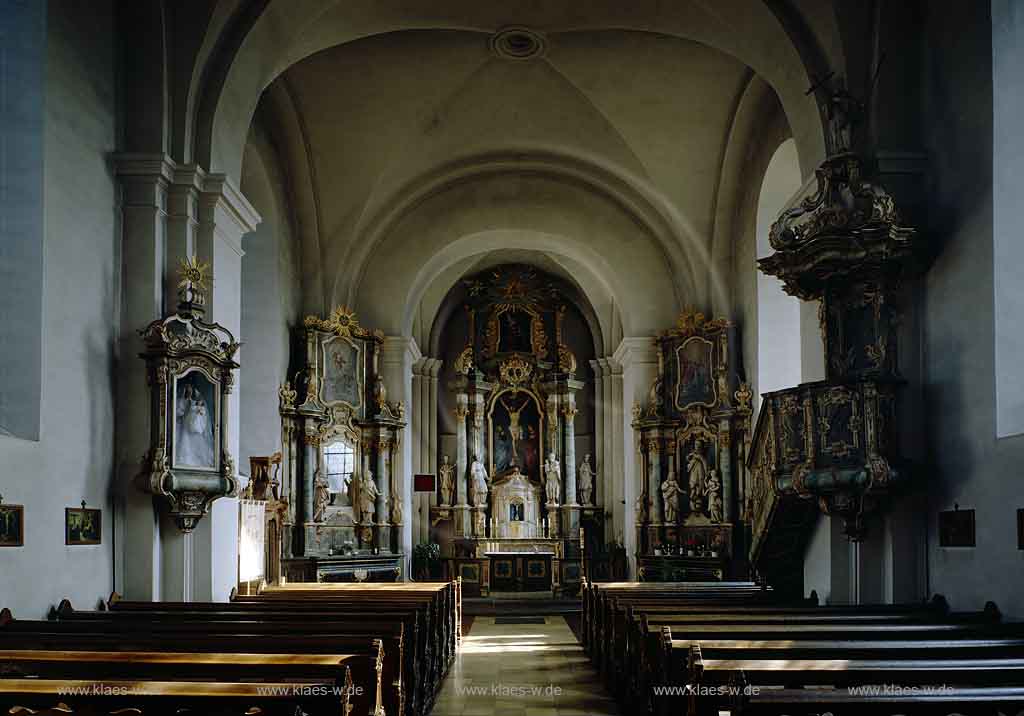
xmin=382 ymin=335 xmax=422 ymax=365
xmin=613 ymin=337 xmax=658 ymax=369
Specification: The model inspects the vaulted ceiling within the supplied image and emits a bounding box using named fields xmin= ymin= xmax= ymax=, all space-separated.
xmin=241 ymin=15 xmax=811 ymax=347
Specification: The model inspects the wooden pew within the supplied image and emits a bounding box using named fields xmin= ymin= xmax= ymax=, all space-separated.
xmin=108 ymin=595 xmax=442 ymax=714
xmin=678 ymin=635 xmax=1024 ymax=716
xmin=40 ymin=605 xmax=406 ymax=716
xmin=0 ymin=642 xmax=366 ymax=716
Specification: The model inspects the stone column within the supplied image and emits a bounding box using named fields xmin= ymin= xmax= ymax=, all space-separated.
xmin=648 ymin=438 xmax=663 ymax=524
xmin=376 ymin=437 xmax=389 ymax=526
xmin=454 ymin=396 xmax=470 ymax=536
xmin=115 ymin=156 xmax=171 ymax=602
xmin=116 ymin=156 xmax=259 ymax=602
xmin=610 ymin=359 xmax=624 ymax=546
xmin=426 ymin=359 xmax=442 ymax=540
xmin=718 ymin=420 xmax=733 ymax=522
xmin=589 ymin=360 xmax=606 ymax=510
xmin=613 ymin=338 xmax=658 ymax=577
xmin=411 ymin=361 xmax=424 ymax=544
xmin=381 ymin=336 xmax=419 ymax=568
xmin=562 ymin=397 xmax=578 ymax=506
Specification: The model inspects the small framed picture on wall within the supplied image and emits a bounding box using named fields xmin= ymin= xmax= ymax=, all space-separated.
xmin=1017 ymin=509 xmax=1024 ymax=550
xmin=65 ymin=506 xmax=102 ymax=545
xmin=938 ymin=507 xmax=975 ymax=548
xmin=0 ymin=503 xmax=24 ymax=547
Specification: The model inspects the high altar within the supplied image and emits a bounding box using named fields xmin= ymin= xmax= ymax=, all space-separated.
xmin=429 ymin=266 xmax=604 ymax=597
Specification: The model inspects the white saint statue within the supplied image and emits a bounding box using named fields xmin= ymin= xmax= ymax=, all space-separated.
xmin=175 ymin=383 xmax=215 ymax=467
xmin=578 ymin=453 xmax=595 ymax=505
xmin=660 ymin=471 xmax=681 ymax=524
xmin=358 ymin=471 xmax=379 ymax=523
xmin=470 ymin=455 xmax=489 ymax=507
xmin=544 ymin=452 xmax=561 ymax=505
xmin=687 ymin=440 xmax=709 ymax=512
xmin=707 ymin=470 xmax=723 ymax=523
xmin=438 ymin=454 xmax=455 ymax=506
xmin=313 ymin=468 xmax=331 ymax=523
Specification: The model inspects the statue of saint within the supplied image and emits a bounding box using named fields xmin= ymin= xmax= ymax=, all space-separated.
xmin=635 ymin=492 xmax=648 ymax=523
xmin=687 ymin=440 xmax=709 ymax=512
xmin=544 ymin=452 xmax=561 ymax=505
xmin=312 ymin=468 xmax=331 ymax=523
xmin=707 ymin=470 xmax=723 ymax=524
xmin=358 ymin=471 xmax=379 ymax=523
xmin=438 ymin=454 xmax=455 ymax=506
xmin=660 ymin=471 xmax=681 ymax=524
xmin=578 ymin=454 xmax=595 ymax=505
xmin=470 ymin=455 xmax=489 ymax=507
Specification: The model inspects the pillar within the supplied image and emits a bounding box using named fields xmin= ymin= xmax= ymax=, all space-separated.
xmin=116 ymin=155 xmax=259 ymax=602
xmin=454 ymin=395 xmax=470 ymax=536
xmin=613 ymin=338 xmax=658 ymax=577
xmin=562 ymin=397 xmax=578 ymax=506
xmin=589 ymin=360 xmax=606 ymax=511
xmin=381 ymin=337 xmax=418 ymax=570
xmin=717 ymin=419 xmax=732 ymax=522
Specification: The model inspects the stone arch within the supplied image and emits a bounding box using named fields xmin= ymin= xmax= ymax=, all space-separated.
xmin=338 ymin=150 xmax=706 ymax=331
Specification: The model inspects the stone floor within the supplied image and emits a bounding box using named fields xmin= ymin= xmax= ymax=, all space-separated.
xmin=430 ymin=616 xmax=621 ymax=716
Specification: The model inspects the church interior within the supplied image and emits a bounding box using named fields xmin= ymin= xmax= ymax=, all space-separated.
xmin=2 ymin=0 xmax=1024 ymax=714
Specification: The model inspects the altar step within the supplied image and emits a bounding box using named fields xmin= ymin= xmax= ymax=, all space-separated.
xmin=463 ymin=595 xmax=581 ymax=616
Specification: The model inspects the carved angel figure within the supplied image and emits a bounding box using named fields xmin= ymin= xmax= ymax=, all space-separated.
xmin=578 ymin=454 xmax=595 ymax=505
xmin=660 ymin=471 xmax=681 ymax=524
xmin=470 ymin=455 xmax=489 ymax=507
xmin=544 ymin=452 xmax=561 ymax=505
xmin=438 ymin=454 xmax=456 ymax=506
xmin=707 ymin=470 xmax=723 ymax=524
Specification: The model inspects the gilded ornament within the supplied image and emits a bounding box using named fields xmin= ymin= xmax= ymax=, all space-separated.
xmin=278 ymin=381 xmax=298 ymax=410
xmin=454 ymin=346 xmax=475 ymax=375
xmin=733 ymin=382 xmax=753 ymax=412
xmin=498 ymin=355 xmax=533 ymax=387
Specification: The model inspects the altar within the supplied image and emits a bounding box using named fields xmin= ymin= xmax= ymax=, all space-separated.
xmin=478 ymin=538 xmax=561 ymax=595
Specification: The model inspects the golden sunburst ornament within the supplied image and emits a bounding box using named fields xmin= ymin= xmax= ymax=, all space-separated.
xmin=178 ymin=256 xmax=210 ymax=290
xmin=316 ymin=305 xmax=361 ymax=337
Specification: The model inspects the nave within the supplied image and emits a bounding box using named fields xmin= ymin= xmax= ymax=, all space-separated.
xmin=432 ymin=616 xmax=619 ymax=716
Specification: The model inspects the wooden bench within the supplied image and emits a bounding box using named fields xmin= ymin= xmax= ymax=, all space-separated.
xmin=0 ymin=645 xmax=365 ymax=716
xmin=57 ymin=602 xmax=419 ymax=716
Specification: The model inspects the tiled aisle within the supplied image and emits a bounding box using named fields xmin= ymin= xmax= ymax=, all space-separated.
xmin=430 ymin=616 xmax=621 ymax=716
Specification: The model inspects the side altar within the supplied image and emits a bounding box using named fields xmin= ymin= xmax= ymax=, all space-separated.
xmin=276 ymin=307 xmax=407 ymax=582
xmin=428 ymin=266 xmax=605 ymax=597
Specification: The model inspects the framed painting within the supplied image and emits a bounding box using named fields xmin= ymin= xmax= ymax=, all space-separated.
xmin=171 ymin=368 xmax=221 ymax=471
xmin=675 ymin=336 xmax=716 ymax=411
xmin=0 ymin=504 xmax=24 ymax=547
xmin=321 ymin=336 xmax=363 ymax=409
xmin=65 ymin=507 xmax=102 ymax=545
xmin=938 ymin=508 xmax=975 ymax=548
xmin=489 ymin=389 xmax=543 ymax=480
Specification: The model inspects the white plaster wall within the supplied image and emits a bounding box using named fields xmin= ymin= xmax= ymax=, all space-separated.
xmin=0 ymin=0 xmax=118 ymax=618
xmin=239 ymin=126 xmax=302 ymax=471
xmin=754 ymin=140 xmax=802 ymax=397
xmin=924 ymin=0 xmax=1024 ymax=619
xmin=993 ymin=0 xmax=1024 ymax=439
